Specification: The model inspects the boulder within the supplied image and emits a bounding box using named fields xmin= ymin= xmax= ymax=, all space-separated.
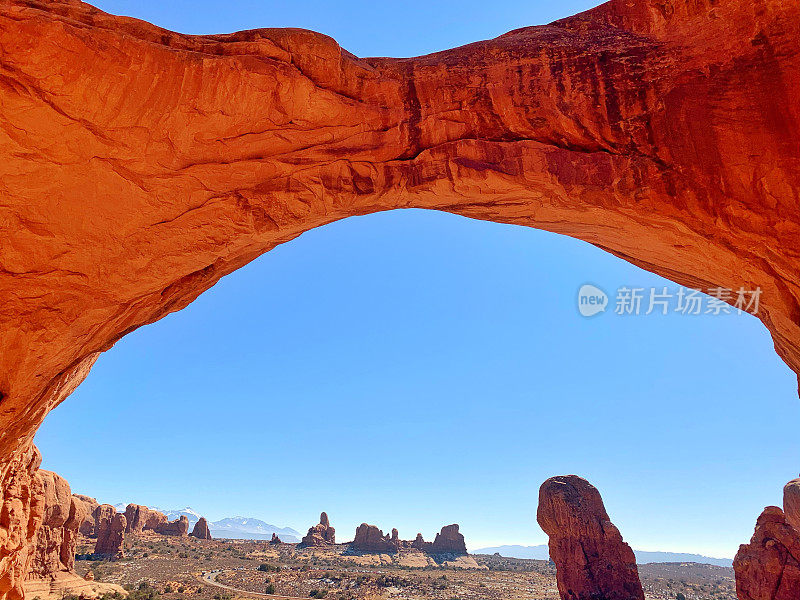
xmin=537 ymin=475 xmax=644 ymax=600
xmin=190 ymin=518 xmax=212 ymax=540
xmin=94 ymin=510 xmax=126 ymax=559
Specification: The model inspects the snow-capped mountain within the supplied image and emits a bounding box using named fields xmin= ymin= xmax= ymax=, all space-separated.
xmin=210 ymin=517 xmax=300 ymax=542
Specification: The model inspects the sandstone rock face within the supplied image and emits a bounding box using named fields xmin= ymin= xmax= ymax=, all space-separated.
xmin=0 ymin=447 xmax=44 ymax=600
xmin=190 ymin=518 xmax=212 ymax=540
xmin=350 ymin=524 xmax=398 ymax=554
xmin=538 ymin=475 xmax=644 ymax=600
xmin=734 ymin=506 xmax=800 ymax=600
xmin=300 ymin=513 xmax=336 ymax=547
xmin=72 ymin=495 xmax=100 ymax=537
xmin=0 ymin=0 xmax=799 ymax=596
xmin=94 ymin=510 xmax=126 ymax=559
xmin=91 ymin=505 xmax=116 ymax=538
xmin=124 ymin=504 xmax=167 ymax=534
xmin=430 ymin=524 xmax=467 ymax=555
xmin=27 ymin=471 xmax=84 ymax=578
xmin=783 ymin=478 xmax=800 ymax=533
xmin=156 ymin=516 xmax=189 ymax=537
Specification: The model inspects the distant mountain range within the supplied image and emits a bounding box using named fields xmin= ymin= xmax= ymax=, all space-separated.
xmin=472 ymin=544 xmax=733 ymax=567
xmin=113 ymin=504 xmax=301 ymax=543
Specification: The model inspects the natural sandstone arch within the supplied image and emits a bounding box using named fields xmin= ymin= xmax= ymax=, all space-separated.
xmin=0 ymin=0 xmax=798 ymax=597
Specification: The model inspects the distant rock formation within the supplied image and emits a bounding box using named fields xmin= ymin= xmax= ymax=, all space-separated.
xmin=350 ymin=524 xmax=399 ymax=554
xmin=94 ymin=509 xmax=126 ymax=559
xmin=156 ymin=515 xmax=189 ymax=536
xmin=269 ymin=533 xmax=282 ymax=545
xmin=734 ymin=479 xmax=800 ymax=600
xmin=300 ymin=512 xmax=336 ymax=547
xmin=430 ymin=524 xmax=467 ymax=555
xmin=72 ymin=495 xmax=99 ymax=537
xmin=411 ymin=533 xmax=428 ymax=551
xmin=537 ymin=475 xmax=644 ymax=600
xmin=190 ymin=517 xmax=212 ymax=540
xmin=28 ymin=470 xmax=84 ymax=577
xmin=124 ymin=503 xmax=167 ymax=534
xmin=91 ymin=504 xmax=116 ymax=538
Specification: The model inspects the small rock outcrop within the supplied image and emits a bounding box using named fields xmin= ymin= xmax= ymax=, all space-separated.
xmin=537 ymin=475 xmax=644 ymax=600
xmin=94 ymin=510 xmax=126 ymax=559
xmin=733 ymin=479 xmax=800 ymax=600
xmin=269 ymin=533 xmax=282 ymax=545
xmin=300 ymin=512 xmax=336 ymax=547
xmin=124 ymin=504 xmax=167 ymax=534
xmin=190 ymin=517 xmax=211 ymax=540
xmin=28 ymin=470 xmax=85 ymax=577
xmin=430 ymin=524 xmax=467 ymax=555
xmin=350 ymin=524 xmax=399 ymax=554
xmin=155 ymin=516 xmax=189 ymax=537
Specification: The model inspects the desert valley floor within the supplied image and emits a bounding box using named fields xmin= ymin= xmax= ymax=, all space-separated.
xmin=70 ymin=535 xmax=736 ymax=600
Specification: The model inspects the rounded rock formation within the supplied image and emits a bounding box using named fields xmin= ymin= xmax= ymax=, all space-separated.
xmin=350 ymin=524 xmax=398 ymax=554
xmin=537 ymin=475 xmax=644 ymax=600
xmin=124 ymin=504 xmax=167 ymax=534
xmin=156 ymin=516 xmax=189 ymax=537
xmin=190 ymin=517 xmax=212 ymax=540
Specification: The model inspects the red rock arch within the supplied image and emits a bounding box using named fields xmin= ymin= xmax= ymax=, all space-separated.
xmin=0 ymin=0 xmax=798 ymax=597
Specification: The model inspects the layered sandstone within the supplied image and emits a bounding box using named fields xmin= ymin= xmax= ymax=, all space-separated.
xmin=27 ymin=471 xmax=83 ymax=577
xmin=538 ymin=475 xmax=644 ymax=600
xmin=300 ymin=512 xmax=336 ymax=547
xmin=190 ymin=518 xmax=212 ymax=540
xmin=0 ymin=0 xmax=799 ymax=596
xmin=124 ymin=504 xmax=167 ymax=534
xmin=94 ymin=511 xmax=126 ymax=559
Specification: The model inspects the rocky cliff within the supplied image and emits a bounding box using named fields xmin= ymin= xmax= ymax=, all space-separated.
xmin=0 ymin=0 xmax=798 ymax=596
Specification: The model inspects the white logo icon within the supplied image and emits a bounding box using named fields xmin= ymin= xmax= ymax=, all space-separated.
xmin=578 ymin=284 xmax=608 ymax=317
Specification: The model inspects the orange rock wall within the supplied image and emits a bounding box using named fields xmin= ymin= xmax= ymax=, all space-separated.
xmin=0 ymin=0 xmax=798 ymax=597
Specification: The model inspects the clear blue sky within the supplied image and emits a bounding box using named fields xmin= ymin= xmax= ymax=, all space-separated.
xmin=35 ymin=1 xmax=800 ymax=558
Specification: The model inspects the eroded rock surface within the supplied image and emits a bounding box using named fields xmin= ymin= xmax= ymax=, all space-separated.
xmin=190 ymin=518 xmax=211 ymax=540
xmin=350 ymin=524 xmax=399 ymax=554
xmin=124 ymin=504 xmax=167 ymax=534
xmin=27 ymin=471 xmax=83 ymax=578
xmin=0 ymin=0 xmax=799 ymax=596
xmin=155 ymin=516 xmax=189 ymax=537
xmin=733 ymin=479 xmax=800 ymax=600
xmin=72 ymin=495 xmax=100 ymax=537
xmin=430 ymin=524 xmax=467 ymax=555
xmin=94 ymin=510 xmax=126 ymax=559
xmin=537 ymin=475 xmax=644 ymax=600
xmin=300 ymin=512 xmax=336 ymax=547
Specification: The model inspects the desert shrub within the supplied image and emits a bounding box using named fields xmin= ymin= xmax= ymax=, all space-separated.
xmin=309 ymin=590 xmax=328 ymax=599
xmin=265 ymin=584 xmax=275 ymax=594
xmin=676 ymin=594 xmax=686 ymax=600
